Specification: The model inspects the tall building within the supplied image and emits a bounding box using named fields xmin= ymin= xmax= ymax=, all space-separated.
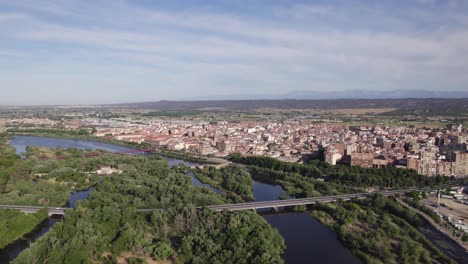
xmin=350 ymin=153 xmax=373 ymax=168
xmin=418 ymin=148 xmax=437 ymax=176
xmin=453 ymin=151 xmax=468 ymax=177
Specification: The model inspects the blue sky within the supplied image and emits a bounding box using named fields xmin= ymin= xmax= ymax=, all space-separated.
xmin=0 ymin=0 xmax=467 ymax=105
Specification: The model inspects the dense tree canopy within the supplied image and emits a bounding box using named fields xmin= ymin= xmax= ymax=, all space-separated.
xmin=13 ymin=154 xmax=285 ymax=263
xmin=192 ymin=165 xmax=254 ymax=202
xmin=229 ymin=153 xmax=451 ymax=189
xmin=310 ymin=195 xmax=454 ymax=264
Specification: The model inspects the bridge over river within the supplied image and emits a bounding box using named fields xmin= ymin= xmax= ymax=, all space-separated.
xmin=0 ymin=186 xmax=433 ymax=216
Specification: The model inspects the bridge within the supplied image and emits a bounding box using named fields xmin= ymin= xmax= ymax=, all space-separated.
xmin=0 ymin=186 xmax=441 ymax=215
xmin=139 ymin=187 xmax=427 ymax=212
xmin=0 ymin=204 xmax=67 ymax=216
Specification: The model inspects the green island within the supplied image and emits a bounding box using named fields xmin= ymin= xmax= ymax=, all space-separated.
xmin=191 ymin=165 xmax=254 ymax=202
xmin=12 ymin=155 xmax=285 ymax=263
xmin=1 ymin=134 xmax=285 ymax=263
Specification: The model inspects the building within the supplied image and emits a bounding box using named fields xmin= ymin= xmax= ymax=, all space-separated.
xmin=350 ymin=152 xmax=373 ymax=168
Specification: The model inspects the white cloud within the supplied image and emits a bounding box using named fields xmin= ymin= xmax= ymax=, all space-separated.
xmin=0 ymin=0 xmax=467 ymax=104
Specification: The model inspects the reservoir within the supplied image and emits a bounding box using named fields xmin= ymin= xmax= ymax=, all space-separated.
xmin=3 ymin=135 xmax=360 ymax=263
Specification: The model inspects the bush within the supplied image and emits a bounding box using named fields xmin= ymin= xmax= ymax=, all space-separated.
xmin=150 ymin=242 xmax=173 ymax=260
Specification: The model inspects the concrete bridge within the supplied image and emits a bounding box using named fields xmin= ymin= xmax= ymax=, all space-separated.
xmin=0 ymin=204 xmax=67 ymax=216
xmin=136 ymin=187 xmax=430 ymax=212
xmin=202 ymin=188 xmax=421 ymax=212
xmin=0 ymin=186 xmax=442 ymax=215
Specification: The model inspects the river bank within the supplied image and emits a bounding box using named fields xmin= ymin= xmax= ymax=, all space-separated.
xmin=4 ymin=135 xmax=361 ymax=263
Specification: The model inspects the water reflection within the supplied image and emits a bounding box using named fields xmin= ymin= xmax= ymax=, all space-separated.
xmin=188 ymin=172 xmax=221 ymax=194
xmin=67 ymin=187 xmax=94 ymax=208
xmin=253 ymin=180 xmax=288 ymax=202
xmin=264 ymin=213 xmax=361 ymax=264
xmin=10 ymin=136 xmax=134 ymax=156
xmin=0 ymin=219 xmax=60 ymax=263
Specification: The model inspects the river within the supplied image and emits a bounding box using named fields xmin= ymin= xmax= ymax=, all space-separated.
xmin=2 ymin=136 xmax=360 ymax=263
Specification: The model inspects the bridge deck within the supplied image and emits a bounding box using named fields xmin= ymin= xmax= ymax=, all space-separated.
xmin=138 ymin=187 xmax=425 ymax=212
xmin=0 ymin=204 xmax=67 ymax=216
xmin=0 ymin=186 xmax=440 ymax=214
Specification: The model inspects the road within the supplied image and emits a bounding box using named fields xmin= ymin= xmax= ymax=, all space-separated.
xmin=0 ymin=204 xmax=66 ymax=216
xmin=0 ymin=186 xmax=448 ymax=214
xmin=137 ymin=187 xmax=427 ymax=212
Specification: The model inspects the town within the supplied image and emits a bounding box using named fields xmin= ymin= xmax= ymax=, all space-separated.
xmin=1 ymin=114 xmax=466 ymax=178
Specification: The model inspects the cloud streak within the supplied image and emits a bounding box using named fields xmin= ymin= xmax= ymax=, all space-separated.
xmin=0 ymin=0 xmax=467 ymax=104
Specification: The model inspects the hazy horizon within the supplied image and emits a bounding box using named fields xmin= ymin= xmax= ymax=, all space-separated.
xmin=1 ymin=0 xmax=468 ymax=105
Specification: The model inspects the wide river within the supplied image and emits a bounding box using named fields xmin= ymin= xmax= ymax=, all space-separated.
xmin=2 ymin=136 xmax=360 ymax=263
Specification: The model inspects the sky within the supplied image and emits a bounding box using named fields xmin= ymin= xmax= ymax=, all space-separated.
xmin=0 ymin=0 xmax=467 ymax=105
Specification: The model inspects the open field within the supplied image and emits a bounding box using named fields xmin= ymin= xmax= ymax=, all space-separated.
xmin=326 ymin=108 xmax=398 ymax=115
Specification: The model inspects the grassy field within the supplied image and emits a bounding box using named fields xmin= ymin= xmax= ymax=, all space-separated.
xmin=0 ymin=209 xmax=48 ymax=249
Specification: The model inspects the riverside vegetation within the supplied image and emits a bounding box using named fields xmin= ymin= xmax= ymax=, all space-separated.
xmin=0 ymin=133 xmax=105 ymax=249
xmin=190 ymin=165 xmax=254 ymax=202
xmin=0 ymin=209 xmax=48 ymax=249
xmin=2 ymin=134 xmax=285 ymax=263
xmin=229 ymin=154 xmax=451 ymax=191
xmin=12 ymin=156 xmax=285 ymax=263
xmin=229 ymin=153 xmax=457 ymax=263
xmin=310 ymin=195 xmax=454 ymax=264
xmin=0 ymin=134 xmax=55 ymax=250
xmin=1 ymin=133 xmax=457 ymax=263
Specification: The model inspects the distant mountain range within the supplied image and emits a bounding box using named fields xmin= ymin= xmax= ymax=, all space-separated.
xmin=114 ymin=98 xmax=468 ymax=112
xmin=183 ymin=89 xmax=468 ymax=100
xmin=2 ymin=90 xmax=466 ymax=109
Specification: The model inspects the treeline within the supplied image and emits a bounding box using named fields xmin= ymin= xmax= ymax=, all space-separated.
xmin=229 ymin=154 xmax=324 ymax=177
xmin=13 ymin=155 xmax=285 ymax=263
xmin=7 ymin=128 xmax=90 ymax=136
xmin=310 ymin=195 xmax=454 ymax=264
xmin=402 ymin=197 xmax=441 ymax=224
xmin=229 ymin=153 xmax=451 ymax=188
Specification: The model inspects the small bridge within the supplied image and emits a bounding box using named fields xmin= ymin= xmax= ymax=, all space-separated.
xmin=0 ymin=204 xmax=67 ymax=216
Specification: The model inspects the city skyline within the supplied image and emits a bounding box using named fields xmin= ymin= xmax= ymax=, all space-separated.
xmin=1 ymin=0 xmax=468 ymax=105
